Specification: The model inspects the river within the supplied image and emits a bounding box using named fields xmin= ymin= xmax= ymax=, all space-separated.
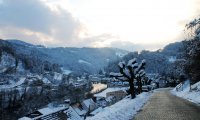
xmin=90 ymin=83 xmax=107 ymax=94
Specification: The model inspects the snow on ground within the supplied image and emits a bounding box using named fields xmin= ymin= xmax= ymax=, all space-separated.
xmin=115 ymin=52 xmax=127 ymax=58
xmin=94 ymin=87 xmax=128 ymax=97
xmin=61 ymin=68 xmax=72 ymax=75
xmin=90 ymin=107 xmax=103 ymax=115
xmin=171 ymin=80 xmax=200 ymax=104
xmin=53 ymin=72 xmax=63 ymax=81
xmin=168 ymin=56 xmax=176 ymax=63
xmin=87 ymin=92 xmax=151 ymax=120
xmin=78 ymin=59 xmax=92 ymax=65
xmin=0 ymin=77 xmax=26 ymax=90
xmin=42 ymin=78 xmax=51 ymax=84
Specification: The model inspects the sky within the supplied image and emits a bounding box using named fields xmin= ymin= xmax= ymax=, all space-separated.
xmin=0 ymin=0 xmax=200 ymax=51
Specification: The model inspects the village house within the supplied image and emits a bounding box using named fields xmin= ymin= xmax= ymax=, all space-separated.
xmin=18 ymin=105 xmax=69 ymax=120
xmin=81 ymin=98 xmax=97 ymax=112
xmin=18 ymin=99 xmax=84 ymax=120
xmin=64 ymin=106 xmax=83 ymax=120
xmin=107 ymin=78 xmax=129 ymax=87
xmin=93 ymin=97 xmax=107 ymax=107
xmin=71 ymin=103 xmax=87 ymax=117
xmin=106 ymin=90 xmax=127 ymax=101
xmin=93 ymin=96 xmax=115 ymax=108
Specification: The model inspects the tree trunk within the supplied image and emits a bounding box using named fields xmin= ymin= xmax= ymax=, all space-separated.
xmin=138 ymin=79 xmax=142 ymax=93
xmin=138 ymin=77 xmax=142 ymax=93
xmin=129 ymin=79 xmax=135 ymax=99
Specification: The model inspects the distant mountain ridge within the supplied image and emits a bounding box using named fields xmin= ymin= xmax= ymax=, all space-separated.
xmin=105 ymin=41 xmax=184 ymax=76
xmin=1 ymin=39 xmax=184 ymax=76
xmin=0 ymin=39 xmax=128 ymax=74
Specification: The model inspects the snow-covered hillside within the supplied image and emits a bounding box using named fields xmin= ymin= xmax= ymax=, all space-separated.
xmin=168 ymin=56 xmax=176 ymax=63
xmin=171 ymin=80 xmax=200 ymax=104
xmin=1 ymin=39 xmax=129 ymax=74
xmin=0 ymin=77 xmax=25 ymax=90
xmin=78 ymin=59 xmax=92 ymax=65
xmin=87 ymin=92 xmax=152 ymax=120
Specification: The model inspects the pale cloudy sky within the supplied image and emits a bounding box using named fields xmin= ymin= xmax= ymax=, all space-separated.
xmin=0 ymin=0 xmax=200 ymax=51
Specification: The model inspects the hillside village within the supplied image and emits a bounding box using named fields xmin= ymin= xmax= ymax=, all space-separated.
xmin=1 ymin=35 xmax=200 ymax=119
xmin=1 ymin=0 xmax=200 ymax=119
xmin=0 ymin=39 xmax=193 ymax=120
xmin=17 ymin=72 xmax=200 ymax=120
xmin=17 ymin=71 xmax=173 ymax=120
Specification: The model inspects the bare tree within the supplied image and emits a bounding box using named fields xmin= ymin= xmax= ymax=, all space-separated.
xmin=110 ymin=58 xmax=146 ymax=99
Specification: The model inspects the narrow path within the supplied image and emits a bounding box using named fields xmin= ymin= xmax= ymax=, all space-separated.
xmin=133 ymin=88 xmax=200 ymax=120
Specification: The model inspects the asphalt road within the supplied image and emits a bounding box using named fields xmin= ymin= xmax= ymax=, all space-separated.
xmin=133 ymin=88 xmax=200 ymax=120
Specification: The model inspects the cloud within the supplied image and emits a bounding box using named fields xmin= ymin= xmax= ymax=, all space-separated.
xmin=1 ymin=0 xmax=200 ymax=51
xmin=0 ymin=0 xmax=83 ymax=46
xmin=77 ymin=33 xmax=119 ymax=47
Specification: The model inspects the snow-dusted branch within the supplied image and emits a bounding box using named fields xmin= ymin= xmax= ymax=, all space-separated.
xmin=109 ymin=58 xmax=147 ymax=98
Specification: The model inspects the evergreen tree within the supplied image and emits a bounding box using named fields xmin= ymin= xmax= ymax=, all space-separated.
xmin=183 ymin=16 xmax=200 ymax=83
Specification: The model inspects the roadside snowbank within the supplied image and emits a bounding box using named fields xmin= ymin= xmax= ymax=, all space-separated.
xmin=171 ymin=80 xmax=200 ymax=104
xmin=87 ymin=92 xmax=152 ymax=120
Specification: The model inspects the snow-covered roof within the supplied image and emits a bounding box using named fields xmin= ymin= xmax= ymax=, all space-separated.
xmin=53 ymin=72 xmax=63 ymax=80
xmin=94 ymin=87 xmax=128 ymax=98
xmin=38 ymin=108 xmax=53 ymax=115
xmin=0 ymin=77 xmax=25 ymax=90
xmin=77 ymin=79 xmax=84 ymax=82
xmin=71 ymin=103 xmax=86 ymax=116
xmin=105 ymin=96 xmax=114 ymax=102
xmin=73 ymin=107 xmax=87 ymax=116
xmin=38 ymin=106 xmax=67 ymax=115
xmin=61 ymin=68 xmax=72 ymax=75
xmin=42 ymin=77 xmax=51 ymax=84
xmin=82 ymin=99 xmax=95 ymax=108
xmin=64 ymin=106 xmax=83 ymax=120
xmin=110 ymin=72 xmax=123 ymax=77
xmin=18 ymin=117 xmax=32 ymax=120
xmin=64 ymin=99 xmax=70 ymax=102
xmin=19 ymin=105 xmax=68 ymax=120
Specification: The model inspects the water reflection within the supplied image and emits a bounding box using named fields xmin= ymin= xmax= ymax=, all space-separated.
xmin=90 ymin=83 xmax=107 ymax=94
